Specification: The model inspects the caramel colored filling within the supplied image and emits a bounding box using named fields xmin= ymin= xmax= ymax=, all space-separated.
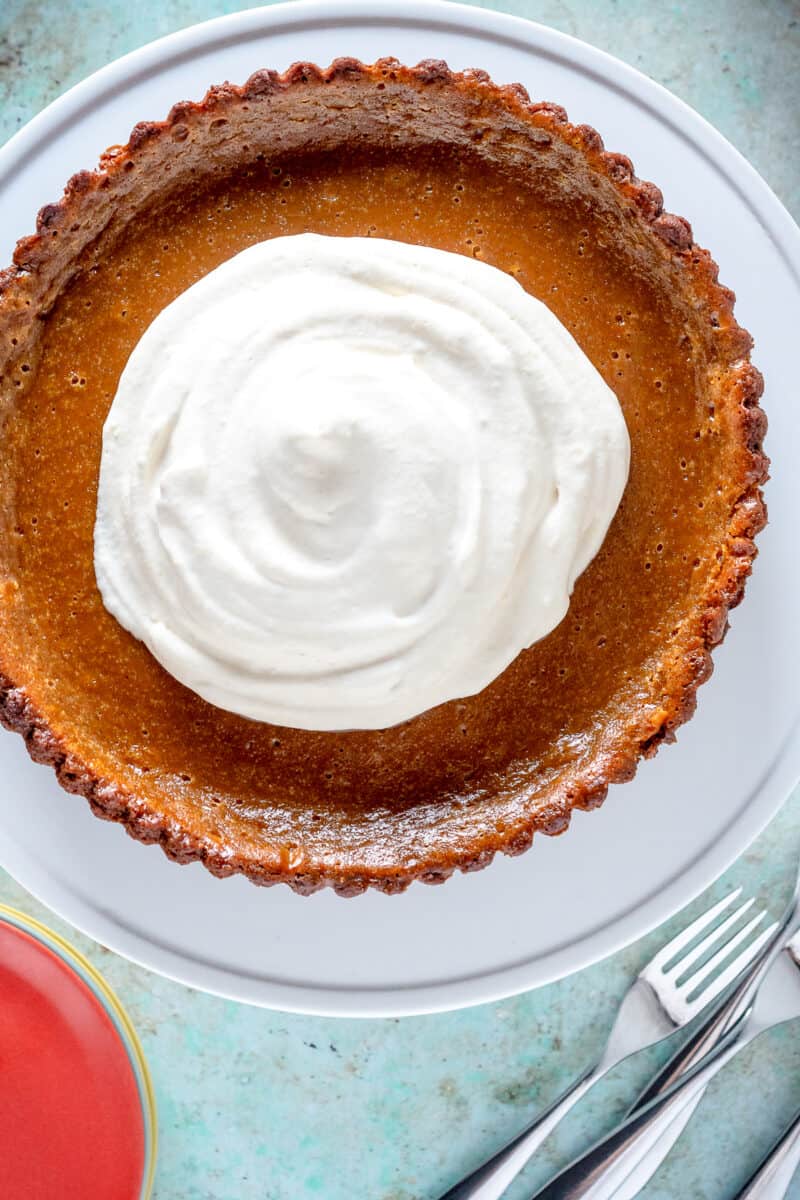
xmin=1 ymin=147 xmax=734 ymax=868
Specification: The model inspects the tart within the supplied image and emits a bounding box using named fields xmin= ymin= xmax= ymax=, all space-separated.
xmin=0 ymin=59 xmax=767 ymax=895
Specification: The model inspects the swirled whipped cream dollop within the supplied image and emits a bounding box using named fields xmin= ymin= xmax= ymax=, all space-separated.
xmin=94 ymin=233 xmax=629 ymax=731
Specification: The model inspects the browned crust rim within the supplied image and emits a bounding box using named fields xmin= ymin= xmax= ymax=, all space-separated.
xmin=0 ymin=58 xmax=768 ymax=897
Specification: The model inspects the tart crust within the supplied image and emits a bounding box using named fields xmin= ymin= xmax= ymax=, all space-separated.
xmin=0 ymin=59 xmax=767 ymax=895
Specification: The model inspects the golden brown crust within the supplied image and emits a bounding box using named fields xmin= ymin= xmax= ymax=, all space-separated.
xmin=0 ymin=58 xmax=768 ymax=895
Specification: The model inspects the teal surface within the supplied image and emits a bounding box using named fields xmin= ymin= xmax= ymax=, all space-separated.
xmin=1 ymin=3 xmax=799 ymax=1197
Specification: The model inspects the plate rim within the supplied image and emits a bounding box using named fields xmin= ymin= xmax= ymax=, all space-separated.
xmin=1 ymin=0 xmax=799 ymax=1017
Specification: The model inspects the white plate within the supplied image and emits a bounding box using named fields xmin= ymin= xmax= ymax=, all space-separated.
xmin=1 ymin=0 xmax=799 ymax=1017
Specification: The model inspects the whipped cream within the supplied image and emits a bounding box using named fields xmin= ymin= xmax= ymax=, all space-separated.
xmin=94 ymin=234 xmax=629 ymax=731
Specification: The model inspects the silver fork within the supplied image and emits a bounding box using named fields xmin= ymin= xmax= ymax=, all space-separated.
xmin=528 ymin=915 xmax=800 ymax=1200
xmin=441 ymin=889 xmax=778 ymax=1200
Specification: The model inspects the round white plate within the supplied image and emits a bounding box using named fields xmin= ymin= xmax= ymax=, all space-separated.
xmin=1 ymin=0 xmax=798 ymax=1017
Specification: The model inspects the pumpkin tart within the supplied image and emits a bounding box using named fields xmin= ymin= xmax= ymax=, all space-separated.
xmin=0 ymin=60 xmax=767 ymax=895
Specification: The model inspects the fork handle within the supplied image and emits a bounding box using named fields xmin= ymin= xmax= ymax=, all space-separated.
xmin=733 ymin=1109 xmax=800 ymax=1200
xmin=529 ymin=1027 xmax=743 ymax=1200
xmin=439 ymin=1068 xmax=597 ymax=1199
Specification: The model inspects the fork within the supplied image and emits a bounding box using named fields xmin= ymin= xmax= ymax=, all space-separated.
xmin=529 ymin=918 xmax=800 ymax=1200
xmin=633 ymin=876 xmax=800 ymax=1111
xmin=440 ymin=889 xmax=779 ymax=1200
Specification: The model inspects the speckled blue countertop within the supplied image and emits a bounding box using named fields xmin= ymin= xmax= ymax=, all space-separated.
xmin=1 ymin=3 xmax=799 ymax=1198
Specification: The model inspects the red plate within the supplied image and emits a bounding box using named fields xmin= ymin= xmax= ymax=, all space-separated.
xmin=0 ymin=915 xmax=151 ymax=1199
